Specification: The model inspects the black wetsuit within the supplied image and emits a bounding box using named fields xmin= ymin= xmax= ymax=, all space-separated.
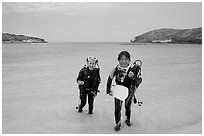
xmin=106 ymin=65 xmax=141 ymax=124
xmin=76 ymin=66 xmax=101 ymax=113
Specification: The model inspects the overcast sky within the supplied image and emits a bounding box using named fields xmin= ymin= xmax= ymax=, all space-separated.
xmin=2 ymin=2 xmax=202 ymax=42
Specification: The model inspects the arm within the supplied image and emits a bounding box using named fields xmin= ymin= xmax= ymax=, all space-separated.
xmin=76 ymin=68 xmax=85 ymax=85
xmin=106 ymin=76 xmax=112 ymax=94
xmin=106 ymin=68 xmax=115 ymax=94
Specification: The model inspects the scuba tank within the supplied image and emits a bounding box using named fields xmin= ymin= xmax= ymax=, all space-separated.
xmin=127 ymin=60 xmax=143 ymax=106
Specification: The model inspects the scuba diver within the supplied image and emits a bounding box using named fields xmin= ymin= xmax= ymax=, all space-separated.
xmin=106 ymin=51 xmax=142 ymax=131
xmin=76 ymin=56 xmax=101 ymax=114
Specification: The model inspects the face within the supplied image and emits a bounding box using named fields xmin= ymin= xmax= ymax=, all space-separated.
xmin=87 ymin=59 xmax=96 ymax=70
xmin=119 ymin=55 xmax=130 ymax=68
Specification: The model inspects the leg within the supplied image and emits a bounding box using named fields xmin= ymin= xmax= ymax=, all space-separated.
xmin=114 ymin=98 xmax=122 ymax=131
xmin=88 ymin=92 xmax=94 ymax=114
xmin=125 ymin=95 xmax=133 ymax=126
xmin=114 ymin=98 xmax=123 ymax=124
xmin=78 ymin=89 xmax=87 ymax=112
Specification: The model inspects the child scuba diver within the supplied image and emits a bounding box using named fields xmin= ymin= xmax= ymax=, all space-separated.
xmin=106 ymin=51 xmax=142 ymax=131
xmin=76 ymin=56 xmax=101 ymax=114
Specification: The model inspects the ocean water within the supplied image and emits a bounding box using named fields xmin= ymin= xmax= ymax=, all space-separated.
xmin=2 ymin=42 xmax=202 ymax=133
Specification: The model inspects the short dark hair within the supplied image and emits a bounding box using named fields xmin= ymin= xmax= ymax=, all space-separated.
xmin=117 ymin=51 xmax=131 ymax=61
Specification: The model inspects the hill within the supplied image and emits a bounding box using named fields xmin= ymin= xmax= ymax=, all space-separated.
xmin=2 ymin=33 xmax=47 ymax=43
xmin=131 ymin=27 xmax=202 ymax=44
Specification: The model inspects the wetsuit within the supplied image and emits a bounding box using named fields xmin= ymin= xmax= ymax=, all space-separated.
xmin=106 ymin=65 xmax=141 ymax=124
xmin=77 ymin=66 xmax=101 ymax=113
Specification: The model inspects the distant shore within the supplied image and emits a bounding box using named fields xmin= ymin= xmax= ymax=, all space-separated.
xmin=2 ymin=41 xmax=48 ymax=44
xmin=130 ymin=27 xmax=202 ymax=44
xmin=122 ymin=42 xmax=202 ymax=45
xmin=2 ymin=33 xmax=47 ymax=44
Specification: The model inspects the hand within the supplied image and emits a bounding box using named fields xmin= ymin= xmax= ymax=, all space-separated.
xmin=108 ymin=91 xmax=114 ymax=96
xmin=77 ymin=80 xmax=84 ymax=85
xmin=128 ymin=71 xmax=134 ymax=78
xmin=91 ymin=91 xmax=96 ymax=95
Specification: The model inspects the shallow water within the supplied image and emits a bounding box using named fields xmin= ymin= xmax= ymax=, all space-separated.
xmin=2 ymin=42 xmax=202 ymax=133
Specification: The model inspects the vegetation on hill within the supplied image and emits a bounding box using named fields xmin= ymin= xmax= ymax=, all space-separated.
xmin=131 ymin=27 xmax=202 ymax=44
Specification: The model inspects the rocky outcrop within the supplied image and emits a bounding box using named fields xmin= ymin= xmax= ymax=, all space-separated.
xmin=131 ymin=27 xmax=202 ymax=44
xmin=2 ymin=33 xmax=47 ymax=43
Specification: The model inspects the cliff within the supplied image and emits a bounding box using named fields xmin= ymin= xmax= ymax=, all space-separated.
xmin=131 ymin=27 xmax=202 ymax=44
xmin=2 ymin=33 xmax=47 ymax=43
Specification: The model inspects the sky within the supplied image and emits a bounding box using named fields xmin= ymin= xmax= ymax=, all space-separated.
xmin=2 ymin=2 xmax=202 ymax=42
